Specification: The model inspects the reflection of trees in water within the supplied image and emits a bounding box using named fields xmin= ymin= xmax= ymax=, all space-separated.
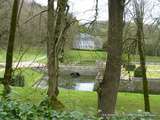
xmin=59 ymin=75 xmax=77 ymax=89
xmin=58 ymin=75 xmax=95 ymax=90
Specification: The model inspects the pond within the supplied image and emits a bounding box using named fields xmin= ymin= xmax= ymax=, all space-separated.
xmin=59 ymin=75 xmax=96 ymax=91
xmin=35 ymin=75 xmax=96 ymax=91
xmin=35 ymin=75 xmax=160 ymax=94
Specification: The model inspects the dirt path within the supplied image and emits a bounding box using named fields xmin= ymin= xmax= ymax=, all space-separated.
xmin=0 ymin=56 xmax=46 ymax=69
xmin=0 ymin=60 xmax=160 ymax=76
xmin=0 ymin=61 xmax=45 ymax=68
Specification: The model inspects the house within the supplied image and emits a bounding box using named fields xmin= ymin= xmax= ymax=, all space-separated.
xmin=73 ymin=33 xmax=103 ymax=50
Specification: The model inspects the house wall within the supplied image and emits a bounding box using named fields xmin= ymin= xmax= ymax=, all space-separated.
xmin=73 ymin=33 xmax=103 ymax=50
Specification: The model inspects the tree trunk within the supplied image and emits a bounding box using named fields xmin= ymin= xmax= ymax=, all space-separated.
xmin=3 ymin=0 xmax=20 ymax=96
xmin=47 ymin=0 xmax=68 ymax=107
xmin=98 ymin=0 xmax=125 ymax=115
xmin=47 ymin=0 xmax=59 ymax=101
xmin=133 ymin=0 xmax=150 ymax=112
xmin=137 ymin=22 xmax=150 ymax=112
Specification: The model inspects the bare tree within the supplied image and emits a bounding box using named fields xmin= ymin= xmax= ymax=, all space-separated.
xmin=3 ymin=0 xmax=20 ymax=97
xmin=0 ymin=0 xmax=11 ymax=48
xmin=47 ymin=0 xmax=69 ymax=106
xmin=132 ymin=0 xmax=150 ymax=112
xmin=98 ymin=0 xmax=125 ymax=116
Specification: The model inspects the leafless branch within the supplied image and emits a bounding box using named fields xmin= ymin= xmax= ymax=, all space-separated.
xmin=21 ymin=10 xmax=47 ymax=25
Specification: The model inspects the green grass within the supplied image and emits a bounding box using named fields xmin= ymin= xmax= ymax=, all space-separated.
xmin=63 ymin=50 xmax=160 ymax=65
xmin=1 ymin=88 xmax=159 ymax=115
xmin=0 ymin=49 xmax=46 ymax=63
xmin=147 ymin=72 xmax=160 ymax=78
xmin=125 ymin=55 xmax=160 ymax=63
xmin=0 ymin=68 xmax=44 ymax=105
xmin=0 ymin=68 xmax=159 ymax=115
xmin=1 ymin=49 xmax=160 ymax=65
xmin=0 ymin=69 xmax=4 ymax=77
xmin=147 ymin=65 xmax=160 ymax=71
xmin=122 ymin=70 xmax=160 ymax=78
xmin=60 ymin=90 xmax=160 ymax=114
xmin=0 ymin=49 xmax=160 ymax=115
xmin=11 ymin=87 xmax=47 ymax=105
xmin=144 ymin=56 xmax=160 ymax=63
xmin=14 ymin=68 xmax=43 ymax=86
xmin=122 ymin=64 xmax=160 ymax=78
xmin=63 ymin=50 xmax=107 ymax=64
xmin=0 ymin=68 xmax=43 ymax=86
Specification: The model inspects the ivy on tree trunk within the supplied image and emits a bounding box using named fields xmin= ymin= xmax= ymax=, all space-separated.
xmin=3 ymin=0 xmax=20 ymax=97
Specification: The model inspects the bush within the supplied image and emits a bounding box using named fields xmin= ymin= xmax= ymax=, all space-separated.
xmin=12 ymin=74 xmax=25 ymax=87
xmin=134 ymin=66 xmax=143 ymax=77
xmin=0 ymin=99 xmax=98 ymax=120
xmin=0 ymin=100 xmax=157 ymax=120
xmin=124 ymin=64 xmax=136 ymax=71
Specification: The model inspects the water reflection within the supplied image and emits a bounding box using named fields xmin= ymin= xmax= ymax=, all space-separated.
xmin=59 ymin=75 xmax=95 ymax=91
xmin=75 ymin=83 xmax=94 ymax=91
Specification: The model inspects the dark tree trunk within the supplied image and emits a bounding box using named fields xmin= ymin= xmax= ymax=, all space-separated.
xmin=133 ymin=0 xmax=150 ymax=112
xmin=137 ymin=21 xmax=150 ymax=112
xmin=98 ymin=0 xmax=125 ymax=115
xmin=3 ymin=0 xmax=19 ymax=96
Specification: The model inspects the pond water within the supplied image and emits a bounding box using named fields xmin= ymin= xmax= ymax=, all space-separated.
xmin=36 ymin=75 xmax=160 ymax=93
xmin=35 ymin=75 xmax=96 ymax=91
xmin=59 ymin=75 xmax=96 ymax=91
xmin=75 ymin=83 xmax=94 ymax=91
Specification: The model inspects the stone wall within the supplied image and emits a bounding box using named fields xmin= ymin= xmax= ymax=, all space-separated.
xmin=33 ymin=64 xmax=160 ymax=94
xmin=119 ymin=78 xmax=160 ymax=94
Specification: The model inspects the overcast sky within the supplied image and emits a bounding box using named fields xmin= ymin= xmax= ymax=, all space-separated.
xmin=34 ymin=0 xmax=107 ymax=23
xmin=34 ymin=0 xmax=160 ymax=23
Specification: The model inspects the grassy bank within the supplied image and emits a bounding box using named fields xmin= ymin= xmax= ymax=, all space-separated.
xmin=63 ymin=50 xmax=160 ymax=65
xmin=2 ymin=88 xmax=159 ymax=115
xmin=0 ymin=68 xmax=43 ymax=86
xmin=60 ymin=90 xmax=160 ymax=114
xmin=63 ymin=50 xmax=107 ymax=64
xmin=1 ymin=49 xmax=160 ymax=65
xmin=0 ymin=49 xmax=46 ymax=63
xmin=0 ymin=68 xmax=159 ymax=115
xmin=122 ymin=68 xmax=160 ymax=78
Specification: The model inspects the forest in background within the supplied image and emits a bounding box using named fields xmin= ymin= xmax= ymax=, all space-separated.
xmin=0 ymin=0 xmax=160 ymax=119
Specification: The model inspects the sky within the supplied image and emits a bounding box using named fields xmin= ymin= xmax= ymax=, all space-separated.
xmin=34 ymin=0 xmax=108 ymax=23
xmin=34 ymin=0 xmax=160 ymax=23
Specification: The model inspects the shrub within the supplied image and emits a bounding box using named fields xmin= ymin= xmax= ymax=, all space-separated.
xmin=134 ymin=66 xmax=143 ymax=77
xmin=0 ymin=99 xmax=157 ymax=120
xmin=0 ymin=99 xmax=98 ymax=120
xmin=124 ymin=64 xmax=136 ymax=71
xmin=12 ymin=74 xmax=25 ymax=87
